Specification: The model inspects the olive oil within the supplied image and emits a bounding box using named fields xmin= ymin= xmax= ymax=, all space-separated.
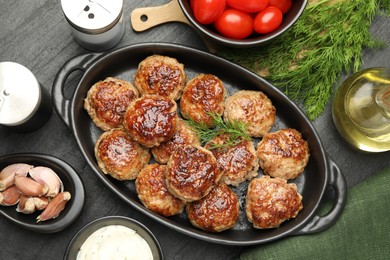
xmin=332 ymin=68 xmax=390 ymax=152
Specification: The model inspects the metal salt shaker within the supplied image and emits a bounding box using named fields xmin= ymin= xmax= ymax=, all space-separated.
xmin=0 ymin=62 xmax=52 ymax=132
xmin=61 ymin=0 xmax=125 ymax=51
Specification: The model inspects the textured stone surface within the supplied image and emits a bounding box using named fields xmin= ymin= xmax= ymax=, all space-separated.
xmin=0 ymin=1 xmax=389 ymax=259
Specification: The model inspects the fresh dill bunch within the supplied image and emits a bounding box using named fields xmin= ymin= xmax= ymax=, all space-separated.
xmin=184 ymin=112 xmax=251 ymax=149
xmin=217 ymin=0 xmax=390 ymax=120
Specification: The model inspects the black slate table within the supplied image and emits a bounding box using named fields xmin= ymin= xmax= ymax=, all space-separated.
xmin=1 ymin=1 xmax=389 ymax=259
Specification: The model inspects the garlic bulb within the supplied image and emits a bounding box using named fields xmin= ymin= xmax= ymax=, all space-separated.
xmin=29 ymin=166 xmax=64 ymax=197
xmin=0 ymin=163 xmax=32 ymax=191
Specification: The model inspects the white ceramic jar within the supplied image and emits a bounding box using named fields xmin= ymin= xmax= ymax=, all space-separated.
xmin=0 ymin=62 xmax=52 ymax=132
xmin=61 ymin=0 xmax=125 ymax=51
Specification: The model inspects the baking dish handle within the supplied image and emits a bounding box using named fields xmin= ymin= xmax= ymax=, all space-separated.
xmin=52 ymin=53 xmax=101 ymax=128
xmin=295 ymin=157 xmax=347 ymax=235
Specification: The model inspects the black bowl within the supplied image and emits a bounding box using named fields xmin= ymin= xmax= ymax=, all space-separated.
xmin=178 ymin=0 xmax=308 ymax=48
xmin=0 ymin=153 xmax=85 ymax=233
xmin=64 ymin=216 xmax=164 ymax=259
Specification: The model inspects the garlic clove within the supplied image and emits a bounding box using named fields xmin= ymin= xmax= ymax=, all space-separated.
xmin=16 ymin=195 xmax=36 ymax=214
xmin=14 ymin=175 xmax=49 ymax=197
xmin=0 ymin=163 xmax=32 ymax=191
xmin=29 ymin=166 xmax=63 ymax=197
xmin=33 ymin=196 xmax=49 ymax=211
xmin=36 ymin=191 xmax=71 ymax=222
xmin=0 ymin=185 xmax=21 ymax=206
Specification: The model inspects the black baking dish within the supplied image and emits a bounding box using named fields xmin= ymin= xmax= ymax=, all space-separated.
xmin=52 ymin=43 xmax=347 ymax=245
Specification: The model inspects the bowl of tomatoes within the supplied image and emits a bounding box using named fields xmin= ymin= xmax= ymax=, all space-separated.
xmin=179 ymin=0 xmax=308 ymax=48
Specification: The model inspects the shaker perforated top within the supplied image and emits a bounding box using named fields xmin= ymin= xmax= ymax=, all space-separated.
xmin=61 ymin=0 xmax=123 ymax=33
xmin=0 ymin=62 xmax=41 ymax=126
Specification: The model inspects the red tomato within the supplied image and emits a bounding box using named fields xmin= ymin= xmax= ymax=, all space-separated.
xmin=190 ymin=0 xmax=226 ymax=25
xmin=214 ymin=9 xmax=253 ymax=39
xmin=226 ymin=0 xmax=269 ymax=13
xmin=268 ymin=0 xmax=292 ymax=14
xmin=253 ymin=6 xmax=283 ymax=34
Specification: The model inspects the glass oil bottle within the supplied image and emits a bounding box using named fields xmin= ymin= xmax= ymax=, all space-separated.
xmin=332 ymin=67 xmax=390 ymax=152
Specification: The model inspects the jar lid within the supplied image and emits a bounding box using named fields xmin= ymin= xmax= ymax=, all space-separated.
xmin=0 ymin=62 xmax=41 ymax=126
xmin=61 ymin=0 xmax=123 ymax=34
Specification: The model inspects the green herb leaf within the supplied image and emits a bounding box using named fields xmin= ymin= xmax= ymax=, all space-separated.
xmin=184 ymin=112 xmax=250 ymax=149
xmin=218 ymin=0 xmax=390 ymax=120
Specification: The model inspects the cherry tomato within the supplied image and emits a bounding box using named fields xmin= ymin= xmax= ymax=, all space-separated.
xmin=253 ymin=6 xmax=283 ymax=34
xmin=268 ymin=0 xmax=292 ymax=14
xmin=226 ymin=0 xmax=269 ymax=13
xmin=190 ymin=0 xmax=226 ymax=25
xmin=214 ymin=9 xmax=253 ymax=39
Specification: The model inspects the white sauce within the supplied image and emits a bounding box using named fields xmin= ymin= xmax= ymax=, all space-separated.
xmin=76 ymin=225 xmax=154 ymax=260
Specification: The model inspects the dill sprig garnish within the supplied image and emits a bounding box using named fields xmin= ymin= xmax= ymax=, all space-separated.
xmin=184 ymin=112 xmax=251 ymax=149
xmin=217 ymin=0 xmax=390 ymax=120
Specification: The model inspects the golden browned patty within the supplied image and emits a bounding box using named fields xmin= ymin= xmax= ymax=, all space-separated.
xmin=205 ymin=134 xmax=259 ymax=187
xmin=166 ymin=145 xmax=222 ymax=202
xmin=257 ymin=128 xmax=310 ymax=180
xmin=133 ymin=55 xmax=186 ymax=100
xmin=84 ymin=77 xmax=139 ymax=131
xmin=186 ymin=182 xmax=239 ymax=232
xmin=180 ymin=74 xmax=227 ymax=127
xmin=152 ymin=118 xmax=201 ymax=164
xmin=224 ymin=90 xmax=276 ymax=137
xmin=123 ymin=95 xmax=179 ymax=148
xmin=245 ymin=176 xmax=303 ymax=229
xmin=94 ymin=128 xmax=151 ymax=181
xmin=136 ymin=164 xmax=186 ymax=217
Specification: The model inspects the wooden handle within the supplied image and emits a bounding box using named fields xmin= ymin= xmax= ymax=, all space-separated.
xmin=130 ymin=0 xmax=189 ymax=32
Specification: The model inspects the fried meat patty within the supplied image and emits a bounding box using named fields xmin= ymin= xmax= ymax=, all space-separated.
xmin=95 ymin=128 xmax=150 ymax=181
xmin=166 ymin=145 xmax=222 ymax=202
xmin=152 ymin=118 xmax=201 ymax=164
xmin=180 ymin=74 xmax=227 ymax=127
xmin=257 ymin=128 xmax=310 ymax=180
xmin=134 ymin=55 xmax=186 ymax=100
xmin=224 ymin=90 xmax=276 ymax=137
xmin=187 ymin=183 xmax=239 ymax=232
xmin=136 ymin=164 xmax=185 ymax=217
xmin=84 ymin=77 xmax=139 ymax=131
xmin=246 ymin=176 xmax=303 ymax=229
xmin=205 ymin=134 xmax=259 ymax=187
xmin=123 ymin=95 xmax=179 ymax=148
